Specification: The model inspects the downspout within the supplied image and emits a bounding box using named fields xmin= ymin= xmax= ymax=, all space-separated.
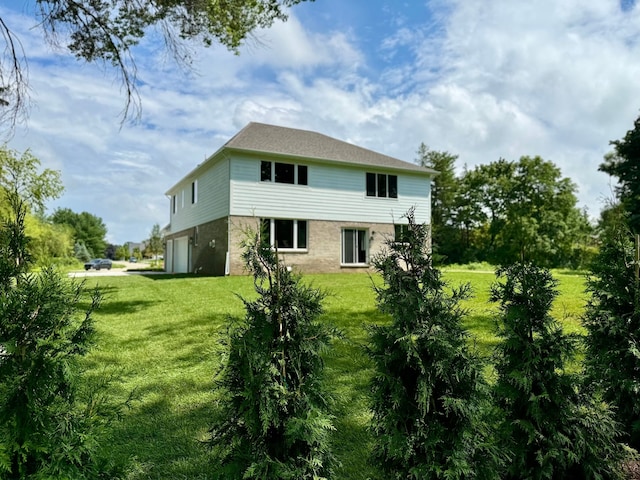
xmin=226 ymin=154 xmax=232 ymax=275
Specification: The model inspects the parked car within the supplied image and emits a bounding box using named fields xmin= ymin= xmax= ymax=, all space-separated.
xmin=84 ymin=258 xmax=112 ymax=271
xmin=129 ymin=257 xmax=138 ymax=263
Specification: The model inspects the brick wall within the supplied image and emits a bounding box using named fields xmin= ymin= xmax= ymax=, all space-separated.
xmin=228 ymin=216 xmax=399 ymax=275
xmin=166 ymin=216 xmax=431 ymax=276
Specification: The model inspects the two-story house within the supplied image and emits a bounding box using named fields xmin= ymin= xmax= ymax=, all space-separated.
xmin=163 ymin=122 xmax=437 ymax=275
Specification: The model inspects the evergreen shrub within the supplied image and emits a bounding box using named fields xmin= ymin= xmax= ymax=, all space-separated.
xmin=583 ymin=216 xmax=640 ymax=449
xmin=367 ymin=209 xmax=498 ymax=479
xmin=207 ymin=229 xmax=336 ymax=479
xmin=492 ymin=262 xmax=630 ymax=479
xmin=0 ymin=190 xmax=116 ymax=479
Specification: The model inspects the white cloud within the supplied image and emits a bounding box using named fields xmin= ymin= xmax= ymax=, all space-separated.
xmin=4 ymin=0 xmax=640 ymax=244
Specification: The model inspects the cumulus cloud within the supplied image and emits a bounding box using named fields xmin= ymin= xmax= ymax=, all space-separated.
xmin=4 ymin=1 xmax=640 ymax=243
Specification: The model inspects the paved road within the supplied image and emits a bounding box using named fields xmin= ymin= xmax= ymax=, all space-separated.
xmin=68 ymin=261 xmax=167 ymax=278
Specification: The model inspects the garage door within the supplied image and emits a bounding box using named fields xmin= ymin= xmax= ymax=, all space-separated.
xmin=173 ymin=236 xmax=189 ymax=273
xmin=165 ymin=239 xmax=173 ymax=272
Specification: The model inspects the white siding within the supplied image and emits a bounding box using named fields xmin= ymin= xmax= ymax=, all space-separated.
xmin=168 ymin=158 xmax=230 ymax=232
xmin=229 ymin=155 xmax=431 ymax=224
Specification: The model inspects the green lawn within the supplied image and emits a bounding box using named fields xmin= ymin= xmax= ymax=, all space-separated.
xmin=82 ymin=269 xmax=587 ymax=479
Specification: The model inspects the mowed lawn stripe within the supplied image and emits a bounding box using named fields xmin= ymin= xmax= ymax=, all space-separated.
xmin=82 ymin=270 xmax=586 ymax=479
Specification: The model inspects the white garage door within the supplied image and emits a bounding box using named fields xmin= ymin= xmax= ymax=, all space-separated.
xmin=173 ymin=236 xmax=189 ymax=273
xmin=165 ymin=239 xmax=173 ymax=272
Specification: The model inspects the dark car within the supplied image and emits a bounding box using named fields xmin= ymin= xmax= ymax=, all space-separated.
xmin=84 ymin=258 xmax=112 ymax=271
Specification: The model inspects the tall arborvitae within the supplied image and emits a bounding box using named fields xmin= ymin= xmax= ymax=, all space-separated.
xmin=368 ymin=209 xmax=497 ymax=479
xmin=583 ymin=213 xmax=640 ymax=449
xmin=492 ymin=262 xmax=630 ymax=479
xmin=207 ymin=228 xmax=336 ymax=479
xmin=0 ymin=188 xmax=105 ymax=478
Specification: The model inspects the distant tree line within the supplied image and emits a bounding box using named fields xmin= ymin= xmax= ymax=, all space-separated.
xmin=419 ymin=146 xmax=593 ymax=268
xmin=0 ymin=145 xmax=167 ymax=266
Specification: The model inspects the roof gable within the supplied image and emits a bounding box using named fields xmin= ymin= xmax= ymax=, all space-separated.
xmin=224 ymin=122 xmax=435 ymax=174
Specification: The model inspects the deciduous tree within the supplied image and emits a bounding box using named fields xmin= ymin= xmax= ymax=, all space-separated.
xmin=50 ymin=208 xmax=107 ymax=258
xmin=416 ymin=143 xmax=462 ymax=263
xmin=0 ymin=0 xmax=311 ymax=129
xmin=146 ymin=223 xmax=163 ymax=260
xmin=600 ymin=116 xmax=640 ymax=233
xmin=459 ymin=156 xmax=590 ymax=267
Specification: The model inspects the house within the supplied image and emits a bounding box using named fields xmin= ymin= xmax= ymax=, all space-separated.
xmin=163 ymin=122 xmax=437 ymax=275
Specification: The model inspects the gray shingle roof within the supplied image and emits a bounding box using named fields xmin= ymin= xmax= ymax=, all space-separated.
xmin=224 ymin=122 xmax=436 ymax=174
xmin=166 ymin=122 xmax=436 ymax=194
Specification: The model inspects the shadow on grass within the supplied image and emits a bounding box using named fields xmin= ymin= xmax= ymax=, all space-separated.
xmin=86 ymin=313 xmax=229 ymax=479
xmin=97 ymin=385 xmax=220 ymax=479
xmin=86 ymin=293 xmax=389 ymax=480
xmin=464 ymin=312 xmax=500 ymax=357
xmin=97 ymin=299 xmax=158 ymax=316
xmin=139 ymin=273 xmax=206 ymax=280
xmin=322 ymin=308 xmax=383 ymax=480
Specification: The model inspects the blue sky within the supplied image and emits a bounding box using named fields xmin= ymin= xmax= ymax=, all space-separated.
xmin=2 ymin=0 xmax=640 ymax=244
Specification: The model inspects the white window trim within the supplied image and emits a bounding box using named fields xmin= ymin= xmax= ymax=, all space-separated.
xmin=264 ymin=218 xmax=308 ymax=252
xmin=192 ymin=179 xmax=198 ymax=205
xmin=341 ymin=228 xmax=369 ymax=266
xmin=261 ymin=161 xmax=308 ymax=186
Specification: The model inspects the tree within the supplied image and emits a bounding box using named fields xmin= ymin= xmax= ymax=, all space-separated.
xmin=0 ymin=0 xmax=311 ymax=129
xmin=416 ymin=143 xmax=462 ymax=263
xmin=0 ymin=148 xmax=108 ymax=478
xmin=582 ymin=210 xmax=640 ymax=449
xmin=50 ymin=208 xmax=107 ymax=258
xmin=115 ymin=243 xmax=128 ymax=261
xmin=0 ymin=145 xmax=63 ymax=217
xmin=459 ymin=156 xmax=590 ymax=267
xmin=207 ymin=227 xmax=336 ymax=479
xmin=74 ymin=240 xmax=91 ymax=262
xmin=146 ymin=223 xmax=163 ymax=259
xmin=367 ymin=209 xmax=497 ymax=479
xmin=25 ymin=216 xmax=74 ymax=264
xmin=491 ymin=262 xmax=629 ymax=479
xmin=600 ymin=115 xmax=640 ymax=233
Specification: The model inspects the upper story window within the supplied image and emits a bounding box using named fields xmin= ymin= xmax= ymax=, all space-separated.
xmin=261 ymin=218 xmax=308 ymax=250
xmin=172 ymin=195 xmax=177 ymax=215
xmin=366 ymin=172 xmax=397 ymax=198
xmin=261 ymin=161 xmax=308 ymax=185
xmin=191 ymin=180 xmax=198 ymax=204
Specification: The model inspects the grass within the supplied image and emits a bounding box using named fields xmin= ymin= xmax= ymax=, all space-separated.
xmin=80 ymin=269 xmax=588 ymax=479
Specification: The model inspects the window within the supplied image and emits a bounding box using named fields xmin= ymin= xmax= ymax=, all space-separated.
xmin=366 ymin=172 xmax=397 ymax=198
xmin=394 ymin=224 xmax=410 ymax=243
xmin=275 ymin=162 xmax=295 ymax=184
xmin=298 ymin=165 xmax=308 ymax=185
xmin=261 ymin=219 xmax=308 ymax=250
xmin=172 ymin=195 xmax=177 ymax=214
xmin=191 ymin=180 xmax=198 ymax=204
xmin=261 ymin=161 xmax=272 ymax=181
xmin=261 ymin=161 xmax=308 ymax=185
xmin=342 ymin=229 xmax=367 ymax=265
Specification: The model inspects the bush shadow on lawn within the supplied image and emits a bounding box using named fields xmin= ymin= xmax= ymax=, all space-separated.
xmin=84 ymin=311 xmax=228 ymax=479
xmin=321 ymin=308 xmax=385 ymax=480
